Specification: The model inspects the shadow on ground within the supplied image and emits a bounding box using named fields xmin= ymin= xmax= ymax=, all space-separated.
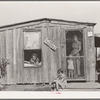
xmin=0 ymin=84 xmax=52 ymax=91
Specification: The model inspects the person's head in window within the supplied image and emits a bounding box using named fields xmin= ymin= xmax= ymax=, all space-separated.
xmin=30 ymin=53 xmax=39 ymax=64
xmin=74 ymin=35 xmax=78 ymax=42
xmin=32 ymin=54 xmax=37 ymax=60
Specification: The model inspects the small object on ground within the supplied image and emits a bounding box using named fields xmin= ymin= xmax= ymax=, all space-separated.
xmin=51 ymin=82 xmax=56 ymax=91
xmin=0 ymin=84 xmax=4 ymax=88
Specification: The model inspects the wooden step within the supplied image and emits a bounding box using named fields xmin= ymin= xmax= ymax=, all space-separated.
xmin=66 ymin=82 xmax=100 ymax=89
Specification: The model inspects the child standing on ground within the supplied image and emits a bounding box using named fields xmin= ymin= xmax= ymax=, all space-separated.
xmin=52 ymin=68 xmax=67 ymax=91
xmin=67 ymin=55 xmax=74 ymax=78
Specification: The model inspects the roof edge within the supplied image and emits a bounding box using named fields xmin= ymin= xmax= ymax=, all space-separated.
xmin=45 ymin=18 xmax=96 ymax=26
xmin=0 ymin=18 xmax=96 ymax=29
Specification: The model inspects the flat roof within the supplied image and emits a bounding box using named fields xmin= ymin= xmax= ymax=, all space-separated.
xmin=0 ymin=18 xmax=96 ymax=29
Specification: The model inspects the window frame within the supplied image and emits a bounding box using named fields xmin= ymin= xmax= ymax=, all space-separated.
xmin=23 ymin=28 xmax=42 ymax=68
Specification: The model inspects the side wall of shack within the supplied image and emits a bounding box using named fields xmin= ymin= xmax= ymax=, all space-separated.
xmin=0 ymin=21 xmax=47 ymax=84
xmin=0 ymin=20 xmax=96 ymax=84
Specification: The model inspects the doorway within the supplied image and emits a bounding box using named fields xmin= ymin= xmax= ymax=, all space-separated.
xmin=66 ymin=30 xmax=85 ymax=80
xmin=95 ymin=36 xmax=100 ymax=81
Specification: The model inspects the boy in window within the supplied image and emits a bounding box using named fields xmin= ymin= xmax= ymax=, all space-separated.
xmin=30 ymin=54 xmax=39 ymax=65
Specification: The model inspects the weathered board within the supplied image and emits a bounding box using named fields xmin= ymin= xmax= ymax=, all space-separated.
xmin=0 ymin=19 xmax=96 ymax=84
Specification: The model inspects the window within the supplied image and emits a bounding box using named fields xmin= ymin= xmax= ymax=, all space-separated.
xmin=24 ymin=29 xmax=42 ymax=67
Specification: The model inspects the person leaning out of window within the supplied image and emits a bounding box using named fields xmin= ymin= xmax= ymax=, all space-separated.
xmin=30 ymin=54 xmax=41 ymax=66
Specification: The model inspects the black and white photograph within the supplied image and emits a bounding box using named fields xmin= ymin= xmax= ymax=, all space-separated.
xmin=0 ymin=2 xmax=100 ymax=97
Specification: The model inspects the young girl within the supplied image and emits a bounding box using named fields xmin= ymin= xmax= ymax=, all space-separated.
xmin=67 ymin=55 xmax=74 ymax=78
xmin=52 ymin=69 xmax=67 ymax=91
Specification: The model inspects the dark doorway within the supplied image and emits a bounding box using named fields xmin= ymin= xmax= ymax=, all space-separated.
xmin=66 ymin=30 xmax=85 ymax=80
xmin=95 ymin=36 xmax=100 ymax=72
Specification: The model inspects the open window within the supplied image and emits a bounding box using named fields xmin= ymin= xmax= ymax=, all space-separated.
xmin=24 ymin=29 xmax=42 ymax=67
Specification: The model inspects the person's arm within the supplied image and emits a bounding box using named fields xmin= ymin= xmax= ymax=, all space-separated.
xmin=36 ymin=58 xmax=39 ymax=64
xmin=60 ymin=74 xmax=66 ymax=82
xmin=30 ymin=58 xmax=35 ymax=64
xmin=75 ymin=45 xmax=81 ymax=55
xmin=74 ymin=42 xmax=81 ymax=55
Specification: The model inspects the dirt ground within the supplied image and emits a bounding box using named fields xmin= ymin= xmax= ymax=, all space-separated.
xmin=0 ymin=84 xmax=52 ymax=91
xmin=1 ymin=83 xmax=100 ymax=91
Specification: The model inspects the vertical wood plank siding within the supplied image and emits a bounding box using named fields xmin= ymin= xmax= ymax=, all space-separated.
xmin=0 ymin=21 xmax=96 ymax=84
xmin=83 ymin=28 xmax=89 ymax=81
xmin=87 ymin=27 xmax=96 ymax=82
xmin=19 ymin=28 xmax=24 ymax=83
xmin=9 ymin=30 xmax=13 ymax=84
xmin=46 ymin=24 xmax=52 ymax=83
xmin=0 ymin=31 xmax=6 ymax=84
xmin=42 ymin=23 xmax=49 ymax=83
xmin=60 ymin=26 xmax=67 ymax=76
xmin=13 ymin=28 xmax=17 ymax=84
xmin=5 ymin=30 xmax=13 ymax=84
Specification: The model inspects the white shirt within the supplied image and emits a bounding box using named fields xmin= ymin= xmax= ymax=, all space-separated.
xmin=67 ymin=59 xmax=74 ymax=70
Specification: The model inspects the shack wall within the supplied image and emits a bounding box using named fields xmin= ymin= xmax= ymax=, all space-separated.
xmin=0 ymin=20 xmax=96 ymax=84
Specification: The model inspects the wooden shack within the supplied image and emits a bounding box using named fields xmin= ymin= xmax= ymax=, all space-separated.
xmin=0 ymin=18 xmax=96 ymax=85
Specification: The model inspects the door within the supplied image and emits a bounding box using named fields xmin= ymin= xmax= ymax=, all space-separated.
xmin=95 ymin=36 xmax=100 ymax=81
xmin=65 ymin=29 xmax=85 ymax=81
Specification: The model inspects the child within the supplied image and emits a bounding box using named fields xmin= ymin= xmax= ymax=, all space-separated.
xmin=30 ymin=53 xmax=39 ymax=65
xmin=52 ymin=68 xmax=67 ymax=91
xmin=67 ymin=55 xmax=74 ymax=78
